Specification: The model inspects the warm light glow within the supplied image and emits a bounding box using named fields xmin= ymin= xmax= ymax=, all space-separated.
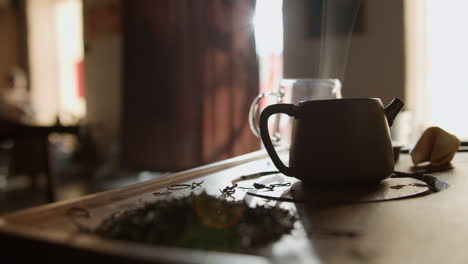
xmin=403 ymin=0 xmax=428 ymax=145
xmin=27 ymin=0 xmax=85 ymax=125
xmin=55 ymin=0 xmax=85 ymax=124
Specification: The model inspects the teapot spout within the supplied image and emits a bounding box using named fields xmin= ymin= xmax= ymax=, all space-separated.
xmin=384 ymin=98 xmax=404 ymax=127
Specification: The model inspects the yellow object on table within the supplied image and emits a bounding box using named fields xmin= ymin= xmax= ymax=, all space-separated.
xmin=410 ymin=126 xmax=460 ymax=166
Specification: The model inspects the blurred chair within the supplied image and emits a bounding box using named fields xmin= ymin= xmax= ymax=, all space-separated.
xmin=3 ymin=122 xmax=79 ymax=203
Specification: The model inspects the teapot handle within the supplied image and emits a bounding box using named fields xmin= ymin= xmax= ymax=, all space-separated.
xmin=259 ymin=104 xmax=296 ymax=176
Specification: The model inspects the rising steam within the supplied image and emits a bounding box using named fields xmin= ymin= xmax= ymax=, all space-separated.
xmin=318 ymin=0 xmax=362 ymax=82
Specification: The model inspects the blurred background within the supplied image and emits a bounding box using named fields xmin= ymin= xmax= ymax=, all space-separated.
xmin=0 ymin=0 xmax=464 ymax=213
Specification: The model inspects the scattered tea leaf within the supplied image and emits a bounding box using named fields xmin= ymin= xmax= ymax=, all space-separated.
xmin=94 ymin=192 xmax=296 ymax=253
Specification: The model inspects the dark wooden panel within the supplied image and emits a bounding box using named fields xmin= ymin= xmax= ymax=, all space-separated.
xmin=121 ymin=0 xmax=259 ymax=171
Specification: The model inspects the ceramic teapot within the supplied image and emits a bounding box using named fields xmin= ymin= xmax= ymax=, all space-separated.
xmin=259 ymin=98 xmax=404 ymax=187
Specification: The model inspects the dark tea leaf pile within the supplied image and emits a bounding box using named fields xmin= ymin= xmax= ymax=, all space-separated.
xmin=94 ymin=192 xmax=296 ymax=253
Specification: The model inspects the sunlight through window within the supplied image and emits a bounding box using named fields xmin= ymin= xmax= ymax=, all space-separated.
xmin=253 ymin=0 xmax=283 ymax=94
xmin=427 ymin=0 xmax=468 ymax=140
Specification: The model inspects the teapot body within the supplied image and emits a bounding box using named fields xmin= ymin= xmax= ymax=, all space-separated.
xmin=288 ymin=98 xmax=394 ymax=186
xmin=259 ymin=98 xmax=401 ymax=188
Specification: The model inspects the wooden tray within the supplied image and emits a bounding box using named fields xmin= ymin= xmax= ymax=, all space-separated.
xmin=0 ymin=150 xmax=280 ymax=264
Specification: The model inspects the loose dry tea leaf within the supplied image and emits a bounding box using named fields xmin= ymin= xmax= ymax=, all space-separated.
xmin=94 ymin=192 xmax=296 ymax=253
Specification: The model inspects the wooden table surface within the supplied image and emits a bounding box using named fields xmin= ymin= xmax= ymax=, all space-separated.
xmin=0 ymin=149 xmax=467 ymax=264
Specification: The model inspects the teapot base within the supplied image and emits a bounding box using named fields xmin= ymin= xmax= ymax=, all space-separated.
xmin=291 ymin=177 xmax=430 ymax=204
xmin=297 ymin=174 xmax=391 ymax=191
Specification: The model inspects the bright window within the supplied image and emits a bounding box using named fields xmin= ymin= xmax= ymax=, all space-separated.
xmin=426 ymin=0 xmax=468 ymax=140
xmin=27 ymin=0 xmax=85 ymax=125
